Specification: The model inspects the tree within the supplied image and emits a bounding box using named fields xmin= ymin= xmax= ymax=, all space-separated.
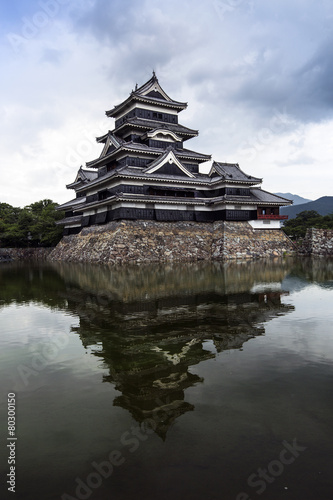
xmin=0 ymin=200 xmax=64 ymax=247
xmin=283 ymin=210 xmax=333 ymax=239
xmin=26 ymin=200 xmax=64 ymax=246
xmin=0 ymin=203 xmax=26 ymax=247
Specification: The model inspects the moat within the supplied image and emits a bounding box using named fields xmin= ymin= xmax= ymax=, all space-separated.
xmin=0 ymin=258 xmax=332 ymax=500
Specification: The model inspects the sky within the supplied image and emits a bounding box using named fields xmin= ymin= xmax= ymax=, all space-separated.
xmin=1 ymin=0 xmax=333 ymax=207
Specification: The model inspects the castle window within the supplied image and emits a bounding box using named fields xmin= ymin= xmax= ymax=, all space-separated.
xmin=98 ymin=190 xmax=109 ymax=201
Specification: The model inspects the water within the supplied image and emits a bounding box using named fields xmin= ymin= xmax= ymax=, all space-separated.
xmin=0 ymin=258 xmax=333 ymax=500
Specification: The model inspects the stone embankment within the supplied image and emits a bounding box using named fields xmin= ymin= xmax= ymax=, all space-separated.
xmin=48 ymin=220 xmax=295 ymax=264
xmin=3 ymin=226 xmax=332 ymax=263
xmin=216 ymin=221 xmax=295 ymax=260
xmin=299 ymin=228 xmax=333 ymax=256
xmin=0 ymin=248 xmax=52 ymax=262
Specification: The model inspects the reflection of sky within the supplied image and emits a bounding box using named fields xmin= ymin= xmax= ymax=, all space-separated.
xmin=282 ymin=275 xmax=333 ymax=294
xmin=0 ymin=303 xmax=77 ymax=346
xmin=250 ymin=282 xmax=282 ymax=293
xmin=0 ymin=303 xmax=107 ymax=394
xmin=266 ymin=284 xmax=333 ymax=364
xmin=286 ymin=284 xmax=333 ymax=320
xmin=188 ymin=281 xmax=333 ymax=405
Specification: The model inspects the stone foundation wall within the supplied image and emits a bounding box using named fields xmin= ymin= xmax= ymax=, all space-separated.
xmin=217 ymin=221 xmax=295 ymax=260
xmin=299 ymin=228 xmax=333 ymax=256
xmin=48 ymin=220 xmax=295 ymax=264
xmin=0 ymin=248 xmax=53 ymax=261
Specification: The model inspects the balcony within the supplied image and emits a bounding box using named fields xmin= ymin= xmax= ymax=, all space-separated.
xmin=258 ymin=214 xmax=288 ymax=220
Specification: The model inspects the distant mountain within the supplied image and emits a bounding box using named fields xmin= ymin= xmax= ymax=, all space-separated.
xmin=275 ymin=193 xmax=312 ymax=205
xmin=280 ymin=196 xmax=333 ymax=219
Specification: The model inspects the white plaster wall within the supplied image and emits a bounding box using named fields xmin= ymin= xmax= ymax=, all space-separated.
xmin=248 ymin=220 xmax=281 ymax=230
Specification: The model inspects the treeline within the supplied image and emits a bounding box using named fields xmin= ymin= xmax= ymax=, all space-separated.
xmin=0 ymin=200 xmax=64 ymax=247
xmin=282 ymin=210 xmax=333 ymax=239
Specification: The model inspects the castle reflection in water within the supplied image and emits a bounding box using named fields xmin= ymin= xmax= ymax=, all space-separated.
xmin=2 ymin=257 xmax=332 ymax=439
xmin=54 ymin=259 xmax=296 ymax=438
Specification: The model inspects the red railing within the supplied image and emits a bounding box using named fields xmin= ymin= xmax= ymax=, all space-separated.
xmin=258 ymin=215 xmax=288 ymax=220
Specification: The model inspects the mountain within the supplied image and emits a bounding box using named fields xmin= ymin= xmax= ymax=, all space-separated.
xmin=275 ymin=193 xmax=312 ymax=205
xmin=280 ymin=196 xmax=333 ymax=219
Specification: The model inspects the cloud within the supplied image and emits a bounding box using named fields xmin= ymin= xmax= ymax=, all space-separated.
xmin=226 ymin=2 xmax=333 ymax=121
xmin=295 ymin=37 xmax=333 ymax=110
xmin=0 ymin=0 xmax=332 ymax=206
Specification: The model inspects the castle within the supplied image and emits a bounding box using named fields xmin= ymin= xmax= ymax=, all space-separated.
xmin=57 ymin=73 xmax=291 ymax=235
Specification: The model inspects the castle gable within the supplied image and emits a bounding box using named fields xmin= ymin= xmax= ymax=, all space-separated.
xmin=144 ymin=149 xmax=195 ymax=178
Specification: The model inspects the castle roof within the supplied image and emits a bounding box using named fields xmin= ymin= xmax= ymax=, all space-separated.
xmin=250 ymin=188 xmax=293 ymax=205
xmin=106 ymin=73 xmax=188 ymax=118
xmin=113 ymin=117 xmax=198 ymax=139
xmin=210 ymin=161 xmax=262 ymax=184
xmin=57 ymin=196 xmax=86 ymax=210
xmin=86 ymin=142 xmax=211 ymax=169
xmin=66 ymin=167 xmax=98 ymax=189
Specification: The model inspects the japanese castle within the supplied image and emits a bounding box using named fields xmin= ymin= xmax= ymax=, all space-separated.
xmin=58 ymin=73 xmax=291 ymax=233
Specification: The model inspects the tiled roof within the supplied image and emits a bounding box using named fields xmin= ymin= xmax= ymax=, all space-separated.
xmin=179 ymin=147 xmax=211 ymax=161
xmin=66 ymin=167 xmax=98 ymax=188
xmin=56 ymin=215 xmax=82 ymax=226
xmin=106 ymin=93 xmax=187 ymax=118
xmin=106 ymin=74 xmax=187 ymax=117
xmin=209 ymin=189 xmax=292 ymax=206
xmin=81 ymin=169 xmax=98 ymax=181
xmin=141 ymin=147 xmax=195 ymax=178
xmin=74 ymin=165 xmax=208 ymax=187
xmin=134 ymin=73 xmax=169 ymax=98
xmin=212 ymin=162 xmax=261 ymax=183
xmin=111 ymin=192 xmax=207 ymax=205
xmin=57 ymin=197 xmax=86 ymax=210
xmin=113 ymin=117 xmax=198 ymax=138
xmin=118 ymin=142 xmax=210 ymax=161
xmin=194 ymin=189 xmax=292 ymax=206
xmin=251 ymin=188 xmax=293 ymax=205
xmin=86 ymin=143 xmax=210 ymax=168
xmin=95 ymin=132 xmax=124 ymax=145
xmin=112 ymin=165 xmax=209 ymax=184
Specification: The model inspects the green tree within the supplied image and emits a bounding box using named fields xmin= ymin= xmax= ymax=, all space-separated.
xmin=0 ymin=203 xmax=25 ymax=247
xmin=26 ymin=200 xmax=64 ymax=247
xmin=283 ymin=210 xmax=333 ymax=239
xmin=0 ymin=200 xmax=64 ymax=247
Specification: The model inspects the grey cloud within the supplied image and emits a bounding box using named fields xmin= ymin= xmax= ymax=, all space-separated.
xmin=74 ymin=0 xmax=134 ymax=46
xmin=71 ymin=0 xmax=212 ymax=81
xmin=70 ymin=0 xmax=333 ymax=126
xmin=296 ymin=38 xmax=333 ymax=108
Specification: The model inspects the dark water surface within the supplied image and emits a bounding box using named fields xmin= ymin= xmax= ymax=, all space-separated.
xmin=0 ymin=258 xmax=333 ymax=500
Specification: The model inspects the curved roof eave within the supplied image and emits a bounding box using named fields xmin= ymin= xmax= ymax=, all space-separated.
xmin=113 ymin=118 xmax=199 ymax=138
xmin=106 ymin=95 xmax=187 ymax=118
